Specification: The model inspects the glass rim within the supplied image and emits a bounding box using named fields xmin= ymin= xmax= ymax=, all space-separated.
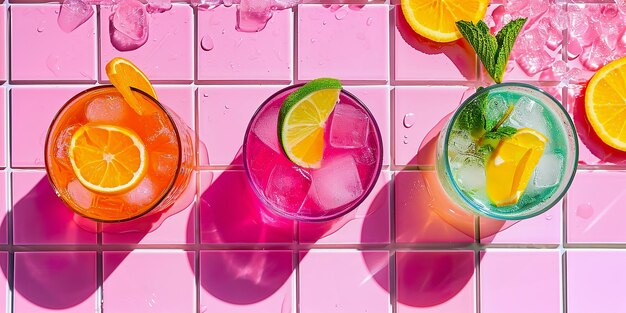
xmin=442 ymin=82 xmax=579 ymax=220
xmin=242 ymin=83 xmax=384 ymax=222
xmin=44 ymin=85 xmax=184 ymax=223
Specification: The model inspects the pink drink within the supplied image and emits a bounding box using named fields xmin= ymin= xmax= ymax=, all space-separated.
xmin=244 ymin=85 xmax=383 ymax=222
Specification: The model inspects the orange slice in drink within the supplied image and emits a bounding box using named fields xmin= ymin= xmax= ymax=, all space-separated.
xmin=585 ymin=56 xmax=626 ymax=151
xmin=105 ymin=57 xmax=158 ymax=115
xmin=69 ymin=123 xmax=147 ymax=194
xmin=486 ymin=128 xmax=547 ymax=207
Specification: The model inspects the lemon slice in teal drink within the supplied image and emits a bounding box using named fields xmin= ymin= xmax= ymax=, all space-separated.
xmin=278 ymin=78 xmax=342 ymax=168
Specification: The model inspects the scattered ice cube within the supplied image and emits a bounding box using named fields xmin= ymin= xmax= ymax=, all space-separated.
xmin=311 ymin=155 xmax=363 ymax=210
xmin=485 ymin=95 xmax=509 ymax=130
xmin=124 ymin=177 xmax=156 ymax=206
xmin=567 ymin=38 xmax=583 ymax=60
xmin=146 ymin=0 xmax=172 ymax=14
xmin=516 ymin=49 xmax=552 ymax=76
xmin=67 ymin=180 xmax=93 ymax=209
xmin=57 ymin=0 xmax=94 ymax=33
xmin=533 ymin=154 xmax=563 ymax=188
xmin=569 ymin=6 xmax=589 ymax=37
xmin=519 ymin=28 xmax=547 ymax=53
xmin=448 ymin=130 xmax=474 ymax=155
xmin=110 ymin=0 xmax=149 ymax=51
xmin=252 ymin=104 xmax=281 ymax=153
xmin=85 ymin=94 xmax=127 ymax=123
xmin=236 ymin=0 xmax=274 ymax=32
xmin=265 ymin=162 xmax=311 ymax=213
xmin=330 ymin=103 xmax=369 ymax=149
xmin=55 ymin=124 xmax=80 ymax=169
xmin=550 ymin=5 xmax=569 ymax=31
xmin=452 ymin=155 xmax=486 ymax=192
xmin=581 ymin=36 xmax=614 ymax=71
xmin=273 ymin=0 xmax=301 ymax=10
xmin=507 ymin=96 xmax=549 ymax=136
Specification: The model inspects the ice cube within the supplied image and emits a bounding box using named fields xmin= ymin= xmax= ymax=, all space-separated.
xmin=569 ymin=7 xmax=589 ymax=37
xmin=448 ymin=130 xmax=474 ymax=155
xmin=518 ymin=28 xmax=547 ymax=53
xmin=533 ymin=154 xmax=563 ymax=188
xmin=581 ymin=36 xmax=614 ymax=71
xmin=85 ymin=94 xmax=127 ymax=123
xmin=516 ymin=49 xmax=552 ymax=76
xmin=330 ymin=103 xmax=369 ymax=149
xmin=236 ymin=0 xmax=273 ymax=32
xmin=67 ymin=180 xmax=93 ymax=209
xmin=252 ymin=104 xmax=281 ymax=153
xmin=264 ymin=163 xmax=311 ymax=213
xmin=310 ymin=155 xmax=363 ymax=210
xmin=151 ymin=152 xmax=178 ymax=178
xmin=57 ymin=0 xmax=94 ymax=33
xmin=485 ymin=95 xmax=509 ymax=130
xmin=142 ymin=113 xmax=176 ymax=145
xmin=354 ymin=147 xmax=376 ymax=165
xmin=55 ymin=124 xmax=80 ymax=169
xmin=110 ymin=0 xmax=149 ymax=51
xmin=550 ymin=5 xmax=568 ymax=31
xmin=123 ymin=177 xmax=156 ymax=206
xmin=146 ymin=0 xmax=172 ymax=14
xmin=452 ymin=155 xmax=486 ymax=192
xmin=506 ymin=96 xmax=549 ymax=136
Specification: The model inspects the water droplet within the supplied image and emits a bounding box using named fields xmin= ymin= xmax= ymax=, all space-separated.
xmin=200 ymin=35 xmax=214 ymax=51
xmin=55 ymin=9 xmax=59 ymax=14
xmin=224 ymin=104 xmax=230 ymax=109
xmin=403 ymin=113 xmax=415 ymax=128
xmin=200 ymin=305 xmax=208 ymax=313
xmin=545 ymin=214 xmax=553 ymax=220
xmin=335 ymin=8 xmax=348 ymax=20
xmin=37 ymin=25 xmax=45 ymax=33
xmin=403 ymin=140 xmax=409 ymax=144
xmin=221 ymin=29 xmax=226 ymax=34
xmin=46 ymin=55 xmax=62 ymax=76
xmin=366 ymin=17 xmax=373 ymax=26
xmin=577 ymin=203 xmax=594 ymax=219
xmin=310 ymin=38 xmax=316 ymax=43
xmin=322 ymin=21 xmax=327 ymax=25
xmin=403 ymin=135 xmax=408 ymax=139
xmin=203 ymin=93 xmax=208 ymax=98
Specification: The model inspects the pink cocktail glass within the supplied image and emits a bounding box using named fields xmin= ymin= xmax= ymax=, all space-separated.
xmin=243 ymin=84 xmax=383 ymax=222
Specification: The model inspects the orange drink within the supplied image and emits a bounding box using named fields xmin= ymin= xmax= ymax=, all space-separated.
xmin=45 ymin=86 xmax=194 ymax=222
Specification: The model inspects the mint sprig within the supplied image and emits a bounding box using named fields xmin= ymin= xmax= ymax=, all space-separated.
xmin=456 ymin=18 xmax=527 ymax=83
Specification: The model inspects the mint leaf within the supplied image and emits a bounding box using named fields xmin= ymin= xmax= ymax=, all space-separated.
xmin=457 ymin=102 xmax=484 ymax=134
xmin=456 ymin=18 xmax=527 ymax=83
xmin=484 ymin=126 xmax=517 ymax=140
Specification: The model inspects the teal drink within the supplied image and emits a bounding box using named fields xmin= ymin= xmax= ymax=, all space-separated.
xmin=436 ymin=83 xmax=578 ymax=220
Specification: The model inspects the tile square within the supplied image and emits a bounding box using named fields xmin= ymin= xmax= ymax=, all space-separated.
xmin=0 ymin=88 xmax=5 ymax=168
xmin=397 ymin=251 xmax=475 ymax=313
xmin=11 ymin=4 xmax=96 ymax=82
xmin=299 ymin=171 xmax=390 ymax=244
xmin=11 ymin=87 xmax=85 ymax=168
xmin=480 ymin=250 xmax=560 ymax=313
xmin=199 ymin=171 xmax=295 ymax=244
xmin=100 ymin=4 xmax=193 ymax=83
xmin=346 ymin=86 xmax=390 ymax=166
xmin=103 ymin=251 xmax=195 ymax=313
xmin=395 ymin=171 xmax=475 ymax=243
xmin=198 ymin=86 xmax=284 ymax=166
xmin=14 ymin=252 xmax=96 ymax=313
xmin=480 ymin=201 xmax=561 ymax=245
xmin=197 ymin=6 xmax=292 ymax=83
xmin=12 ymin=171 xmax=97 ymax=245
xmin=0 ymin=172 xmax=6 ymax=244
xmin=200 ymin=250 xmax=293 ymax=313
xmin=567 ymin=250 xmax=626 ymax=313
xmin=393 ymin=86 xmax=469 ymax=167
xmin=297 ymin=5 xmax=389 ymax=82
xmin=0 ymin=7 xmax=6 ymax=82
xmin=154 ymin=86 xmax=195 ymax=129
xmin=567 ymin=170 xmax=626 ymax=244
xmin=299 ymin=250 xmax=390 ymax=313
xmin=0 ymin=253 xmax=6 ymax=313
xmin=393 ymin=6 xmax=477 ymax=82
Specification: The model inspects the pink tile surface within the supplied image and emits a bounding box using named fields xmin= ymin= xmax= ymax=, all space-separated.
xmin=0 ymin=7 xmax=5 ymax=83
xmin=14 ymin=252 xmax=96 ymax=313
xmin=393 ymin=86 xmax=469 ymax=167
xmin=397 ymin=251 xmax=475 ymax=313
xmin=10 ymin=4 xmax=96 ymax=82
xmin=197 ymin=6 xmax=292 ymax=82
xmin=480 ymin=202 xmax=561 ymax=245
xmin=299 ymin=171 xmax=390 ymax=244
xmin=567 ymin=170 xmax=626 ymax=244
xmin=103 ymin=251 xmax=195 ymax=313
xmin=480 ymin=250 xmax=560 ymax=313
xmin=0 ymin=172 xmax=6 ymax=244
xmin=297 ymin=5 xmax=389 ymax=82
xmin=0 ymin=88 xmax=4 ymax=167
xmin=200 ymin=250 xmax=293 ymax=313
xmin=299 ymin=250 xmax=390 ymax=313
xmin=198 ymin=86 xmax=281 ymax=166
xmin=11 ymin=86 xmax=85 ymax=168
xmin=395 ymin=170 xmax=474 ymax=244
xmin=567 ymin=250 xmax=626 ymax=313
xmin=12 ymin=171 xmax=96 ymax=245
xmin=393 ymin=7 xmax=477 ymax=82
xmin=99 ymin=4 xmax=193 ymax=83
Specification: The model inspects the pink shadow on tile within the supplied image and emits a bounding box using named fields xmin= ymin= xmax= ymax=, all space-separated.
xmin=569 ymin=86 xmax=626 ymax=165
xmin=13 ymin=252 xmax=96 ymax=311
xmin=394 ymin=8 xmax=476 ymax=82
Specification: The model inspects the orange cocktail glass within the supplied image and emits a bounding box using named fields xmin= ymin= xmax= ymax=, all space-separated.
xmin=45 ymin=86 xmax=194 ymax=222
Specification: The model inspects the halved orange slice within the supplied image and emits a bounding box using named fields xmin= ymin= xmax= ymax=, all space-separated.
xmin=69 ymin=123 xmax=147 ymax=194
